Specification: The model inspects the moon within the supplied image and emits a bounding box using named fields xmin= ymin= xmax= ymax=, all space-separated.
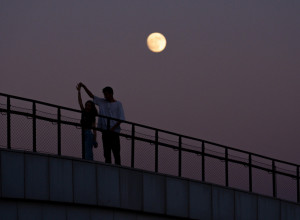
xmin=147 ymin=32 xmax=167 ymax=53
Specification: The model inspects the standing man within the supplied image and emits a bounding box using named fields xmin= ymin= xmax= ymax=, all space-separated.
xmin=78 ymin=82 xmax=125 ymax=165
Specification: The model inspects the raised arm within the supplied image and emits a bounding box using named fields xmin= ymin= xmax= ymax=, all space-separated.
xmin=76 ymin=84 xmax=84 ymax=110
xmin=80 ymin=82 xmax=94 ymax=99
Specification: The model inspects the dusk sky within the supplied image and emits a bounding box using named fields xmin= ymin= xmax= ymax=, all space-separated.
xmin=1 ymin=0 xmax=299 ymax=164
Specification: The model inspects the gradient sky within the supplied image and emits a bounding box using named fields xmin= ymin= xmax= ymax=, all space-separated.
xmin=1 ymin=0 xmax=299 ymax=163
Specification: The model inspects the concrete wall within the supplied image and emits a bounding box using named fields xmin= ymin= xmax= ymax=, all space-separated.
xmin=1 ymin=149 xmax=300 ymax=220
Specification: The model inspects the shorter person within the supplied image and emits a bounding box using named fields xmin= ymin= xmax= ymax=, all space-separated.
xmin=77 ymin=84 xmax=98 ymax=160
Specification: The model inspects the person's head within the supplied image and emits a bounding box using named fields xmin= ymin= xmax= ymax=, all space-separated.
xmin=84 ymin=100 xmax=97 ymax=115
xmin=102 ymin=86 xmax=114 ymax=101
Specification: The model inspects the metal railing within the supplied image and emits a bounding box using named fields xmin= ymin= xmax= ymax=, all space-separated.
xmin=0 ymin=92 xmax=299 ymax=203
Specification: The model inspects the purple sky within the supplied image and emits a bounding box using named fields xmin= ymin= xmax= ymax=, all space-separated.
xmin=1 ymin=0 xmax=300 ymax=164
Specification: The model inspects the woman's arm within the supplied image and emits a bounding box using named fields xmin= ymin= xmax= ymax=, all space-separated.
xmin=80 ymin=82 xmax=95 ymax=99
xmin=76 ymin=84 xmax=84 ymax=110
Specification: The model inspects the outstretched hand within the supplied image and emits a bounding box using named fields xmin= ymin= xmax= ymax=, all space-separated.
xmin=77 ymin=82 xmax=94 ymax=99
xmin=76 ymin=83 xmax=82 ymax=91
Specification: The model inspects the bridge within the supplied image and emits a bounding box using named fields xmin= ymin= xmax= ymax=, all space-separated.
xmin=0 ymin=92 xmax=300 ymax=219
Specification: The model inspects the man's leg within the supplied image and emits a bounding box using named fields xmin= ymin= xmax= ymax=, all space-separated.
xmin=102 ymin=132 xmax=112 ymax=163
xmin=111 ymin=133 xmax=121 ymax=165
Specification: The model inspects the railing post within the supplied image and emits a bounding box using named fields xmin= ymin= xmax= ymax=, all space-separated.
xmin=57 ymin=107 xmax=61 ymax=156
xmin=272 ymin=160 xmax=277 ymax=198
xmin=131 ymin=124 xmax=135 ymax=168
xmin=32 ymin=102 xmax=36 ymax=152
xmin=297 ymin=166 xmax=300 ymax=203
xmin=178 ymin=136 xmax=182 ymax=177
xmin=202 ymin=141 xmax=205 ymax=182
xmin=249 ymin=154 xmax=253 ymax=192
xmin=7 ymin=96 xmax=11 ymax=149
xmin=155 ymin=130 xmax=158 ymax=173
xmin=225 ymin=148 xmax=229 ymax=187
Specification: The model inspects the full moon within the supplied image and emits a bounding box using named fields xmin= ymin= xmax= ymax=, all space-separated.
xmin=147 ymin=32 xmax=167 ymax=53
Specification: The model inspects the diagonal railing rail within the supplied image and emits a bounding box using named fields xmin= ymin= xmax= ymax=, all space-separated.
xmin=0 ymin=92 xmax=299 ymax=203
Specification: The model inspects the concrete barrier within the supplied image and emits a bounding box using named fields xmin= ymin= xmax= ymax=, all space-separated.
xmin=235 ymin=191 xmax=258 ymax=220
xmin=166 ymin=177 xmax=189 ymax=218
xmin=1 ymin=149 xmax=300 ymax=220
xmin=97 ymin=165 xmax=120 ymax=207
xmin=143 ymin=173 xmax=165 ymax=214
xmin=1 ymin=151 xmax=24 ymax=198
xmin=189 ymin=181 xmax=212 ymax=219
xmin=73 ymin=161 xmax=97 ymax=205
xmin=49 ymin=157 xmax=73 ymax=203
xmin=25 ymin=154 xmax=49 ymax=200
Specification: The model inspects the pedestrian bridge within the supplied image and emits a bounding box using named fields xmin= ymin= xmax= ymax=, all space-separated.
xmin=1 ymin=92 xmax=300 ymax=219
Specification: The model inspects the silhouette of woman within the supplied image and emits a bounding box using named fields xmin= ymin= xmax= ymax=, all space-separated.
xmin=77 ymin=84 xmax=98 ymax=160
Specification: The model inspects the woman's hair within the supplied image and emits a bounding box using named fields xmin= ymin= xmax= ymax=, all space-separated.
xmin=85 ymin=100 xmax=98 ymax=116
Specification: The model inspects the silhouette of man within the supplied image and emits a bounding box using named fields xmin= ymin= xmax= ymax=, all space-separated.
xmin=78 ymin=83 xmax=125 ymax=165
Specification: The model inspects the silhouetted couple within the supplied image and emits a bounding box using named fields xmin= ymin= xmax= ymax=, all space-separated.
xmin=76 ymin=83 xmax=125 ymax=165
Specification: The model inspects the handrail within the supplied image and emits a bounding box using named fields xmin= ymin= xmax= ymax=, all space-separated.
xmin=0 ymin=92 xmax=298 ymax=167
